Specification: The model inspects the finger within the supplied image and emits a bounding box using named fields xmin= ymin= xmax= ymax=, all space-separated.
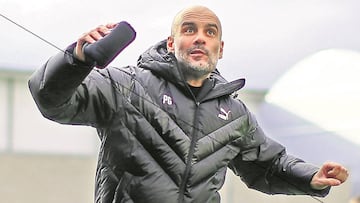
xmin=83 ymin=34 xmax=98 ymax=44
xmin=82 ymin=25 xmax=109 ymax=43
xmin=327 ymin=166 xmax=340 ymax=177
xmin=78 ymin=31 xmax=96 ymax=45
xmin=89 ymin=28 xmax=107 ymax=41
xmin=105 ymin=23 xmax=117 ymax=29
xmin=328 ymin=165 xmax=348 ymax=174
xmin=323 ymin=161 xmax=344 ymax=170
xmin=75 ymin=38 xmax=87 ymax=61
xmin=96 ymin=24 xmax=113 ymax=36
xmin=311 ymin=176 xmax=342 ymax=190
xmin=319 ymin=177 xmax=342 ymax=186
xmin=83 ymin=23 xmax=117 ymax=43
xmin=75 ymin=29 xmax=102 ymax=61
xmin=322 ymin=162 xmax=347 ymax=176
xmin=336 ymin=168 xmax=349 ymax=183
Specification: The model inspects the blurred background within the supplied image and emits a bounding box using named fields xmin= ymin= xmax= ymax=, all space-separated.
xmin=1 ymin=0 xmax=359 ymax=202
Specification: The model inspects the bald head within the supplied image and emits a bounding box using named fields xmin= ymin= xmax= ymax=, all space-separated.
xmin=166 ymin=5 xmax=224 ymax=86
xmin=170 ymin=6 xmax=222 ymax=39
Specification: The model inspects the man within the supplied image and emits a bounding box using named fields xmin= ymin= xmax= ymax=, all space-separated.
xmin=29 ymin=5 xmax=348 ymax=203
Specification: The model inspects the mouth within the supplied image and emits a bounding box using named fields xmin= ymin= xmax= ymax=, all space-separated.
xmin=190 ymin=48 xmax=207 ymax=57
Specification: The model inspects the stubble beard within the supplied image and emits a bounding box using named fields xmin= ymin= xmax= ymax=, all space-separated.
xmin=176 ymin=48 xmax=217 ymax=81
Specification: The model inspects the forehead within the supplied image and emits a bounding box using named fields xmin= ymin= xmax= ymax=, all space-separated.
xmin=180 ymin=9 xmax=220 ymax=25
xmin=172 ymin=6 xmax=222 ymax=33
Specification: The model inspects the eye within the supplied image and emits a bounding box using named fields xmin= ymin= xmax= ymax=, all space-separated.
xmin=184 ymin=27 xmax=195 ymax=34
xmin=207 ymin=29 xmax=216 ymax=37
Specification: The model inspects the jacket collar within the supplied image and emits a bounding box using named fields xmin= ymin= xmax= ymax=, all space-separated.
xmin=137 ymin=40 xmax=246 ymax=99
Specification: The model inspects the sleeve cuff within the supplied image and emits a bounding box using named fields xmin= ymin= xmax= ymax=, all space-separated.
xmin=66 ymin=42 xmax=96 ymax=67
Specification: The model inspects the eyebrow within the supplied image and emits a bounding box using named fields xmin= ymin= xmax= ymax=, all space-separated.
xmin=181 ymin=22 xmax=219 ymax=31
xmin=181 ymin=22 xmax=195 ymax=28
xmin=207 ymin=23 xmax=219 ymax=30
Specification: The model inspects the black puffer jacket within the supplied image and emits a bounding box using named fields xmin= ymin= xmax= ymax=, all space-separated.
xmin=28 ymin=40 xmax=329 ymax=203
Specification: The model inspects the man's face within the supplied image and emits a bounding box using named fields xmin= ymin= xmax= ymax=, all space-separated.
xmin=167 ymin=7 xmax=224 ymax=76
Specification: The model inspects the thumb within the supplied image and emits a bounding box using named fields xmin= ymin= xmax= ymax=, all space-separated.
xmin=311 ymin=172 xmax=341 ymax=190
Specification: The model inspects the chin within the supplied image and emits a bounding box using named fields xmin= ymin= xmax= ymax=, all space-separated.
xmin=191 ymin=61 xmax=208 ymax=68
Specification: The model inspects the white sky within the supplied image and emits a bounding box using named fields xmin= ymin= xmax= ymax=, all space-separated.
xmin=266 ymin=49 xmax=360 ymax=146
xmin=1 ymin=0 xmax=360 ymax=89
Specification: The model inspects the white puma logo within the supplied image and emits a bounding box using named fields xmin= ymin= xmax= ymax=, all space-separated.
xmin=218 ymin=108 xmax=231 ymax=120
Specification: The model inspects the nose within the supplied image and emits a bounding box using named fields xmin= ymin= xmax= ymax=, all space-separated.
xmin=193 ymin=32 xmax=206 ymax=45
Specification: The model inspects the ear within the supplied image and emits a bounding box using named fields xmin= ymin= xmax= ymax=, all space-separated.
xmin=219 ymin=41 xmax=224 ymax=59
xmin=167 ymin=36 xmax=175 ymax=53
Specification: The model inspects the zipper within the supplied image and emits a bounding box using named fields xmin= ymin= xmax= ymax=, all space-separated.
xmin=178 ymin=99 xmax=200 ymax=203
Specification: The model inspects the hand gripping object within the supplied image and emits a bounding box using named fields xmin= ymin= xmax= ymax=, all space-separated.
xmin=82 ymin=21 xmax=136 ymax=68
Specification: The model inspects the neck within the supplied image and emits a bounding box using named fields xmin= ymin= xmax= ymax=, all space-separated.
xmin=187 ymin=74 xmax=209 ymax=87
xmin=177 ymin=61 xmax=212 ymax=87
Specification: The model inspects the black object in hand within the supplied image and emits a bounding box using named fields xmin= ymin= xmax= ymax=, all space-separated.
xmin=83 ymin=21 xmax=136 ymax=68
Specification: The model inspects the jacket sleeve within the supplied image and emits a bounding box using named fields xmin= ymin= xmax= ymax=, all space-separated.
xmin=228 ymin=111 xmax=330 ymax=197
xmin=28 ymin=45 xmax=129 ymax=127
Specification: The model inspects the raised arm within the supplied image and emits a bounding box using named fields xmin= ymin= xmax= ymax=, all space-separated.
xmin=28 ymin=23 xmax=134 ymax=127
